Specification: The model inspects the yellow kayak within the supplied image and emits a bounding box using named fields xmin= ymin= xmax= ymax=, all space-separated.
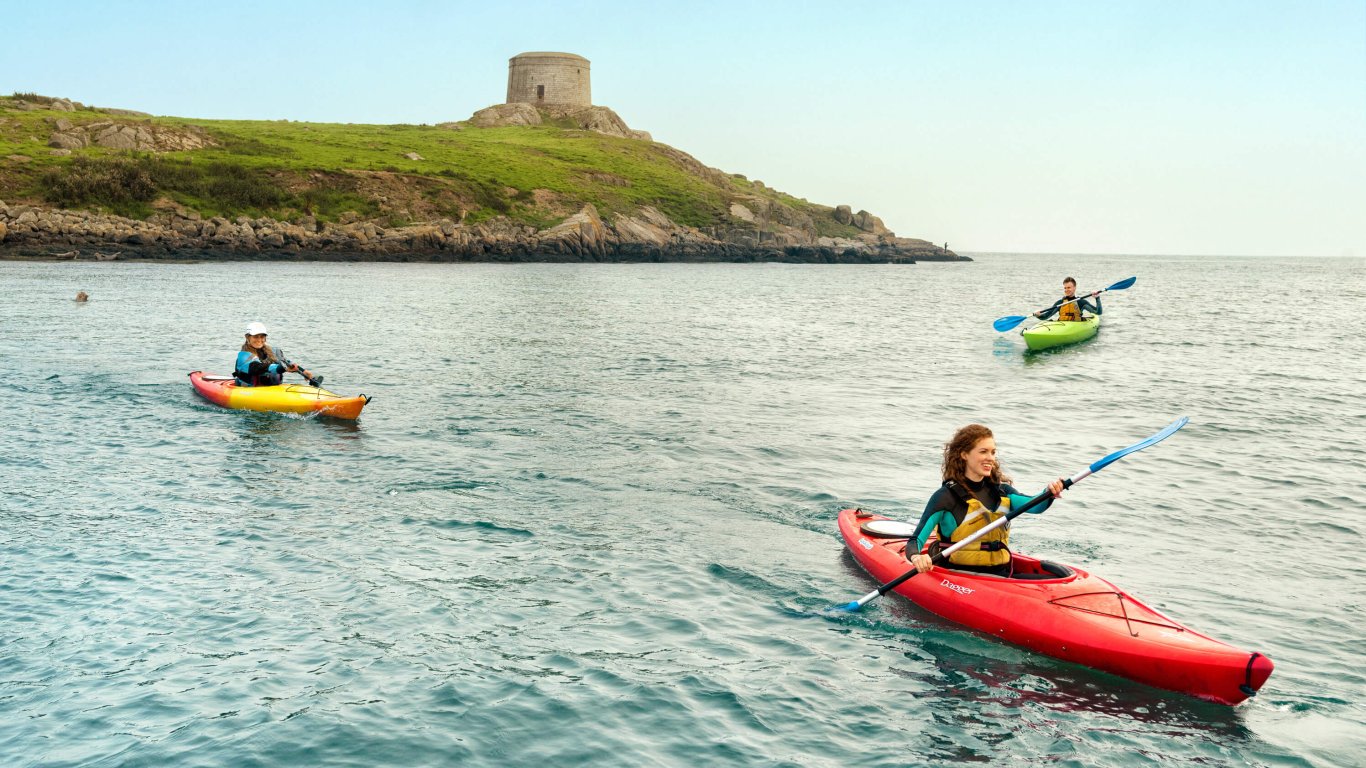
xmin=189 ymin=371 xmax=371 ymax=419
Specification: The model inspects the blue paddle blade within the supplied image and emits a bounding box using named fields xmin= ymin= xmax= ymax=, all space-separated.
xmin=994 ymin=315 xmax=1028 ymax=332
xmin=834 ymin=601 xmax=861 ymax=612
xmin=1106 ymin=276 xmax=1137 ymax=291
xmin=1089 ymin=417 xmax=1188 ymax=473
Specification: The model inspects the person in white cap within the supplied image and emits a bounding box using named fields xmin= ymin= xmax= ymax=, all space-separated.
xmin=235 ymin=322 xmax=315 ymax=386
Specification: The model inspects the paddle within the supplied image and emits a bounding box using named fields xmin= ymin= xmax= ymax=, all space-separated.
xmin=275 ymin=348 xmax=323 ymax=387
xmin=834 ymin=416 xmax=1189 ymax=612
xmin=993 ymin=276 xmax=1137 ymax=333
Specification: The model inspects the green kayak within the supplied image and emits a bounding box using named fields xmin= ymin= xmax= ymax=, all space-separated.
xmin=1022 ymin=316 xmax=1100 ymax=351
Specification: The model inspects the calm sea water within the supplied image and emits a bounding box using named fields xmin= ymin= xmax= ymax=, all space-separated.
xmin=2 ymin=253 xmax=1363 ymax=767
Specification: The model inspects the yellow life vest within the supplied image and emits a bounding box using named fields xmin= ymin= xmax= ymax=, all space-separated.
xmin=1058 ymin=299 xmax=1082 ymax=322
xmin=945 ymin=496 xmax=1012 ymax=567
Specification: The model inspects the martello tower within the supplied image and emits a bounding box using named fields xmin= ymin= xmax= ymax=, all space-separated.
xmin=506 ymin=52 xmax=591 ymax=107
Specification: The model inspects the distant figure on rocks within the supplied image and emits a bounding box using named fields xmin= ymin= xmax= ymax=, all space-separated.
xmin=75 ymin=291 xmax=89 ymax=302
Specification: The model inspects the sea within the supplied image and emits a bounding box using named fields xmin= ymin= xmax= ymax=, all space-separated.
xmin=2 ymin=252 xmax=1363 ymax=767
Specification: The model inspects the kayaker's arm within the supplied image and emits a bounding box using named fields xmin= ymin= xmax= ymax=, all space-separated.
xmin=909 ymin=489 xmax=955 ymax=553
xmin=1078 ymin=294 xmax=1102 ymax=315
xmin=236 ymin=350 xmax=284 ymax=378
xmin=1007 ymin=492 xmax=1051 ymax=514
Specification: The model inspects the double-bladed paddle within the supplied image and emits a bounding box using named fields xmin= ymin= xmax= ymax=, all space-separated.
xmin=834 ymin=416 xmax=1188 ymax=612
xmin=276 ymin=348 xmax=323 ymax=387
xmin=993 ymin=276 xmax=1137 ymax=333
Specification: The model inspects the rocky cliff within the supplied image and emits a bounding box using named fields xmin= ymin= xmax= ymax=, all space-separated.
xmin=0 ymin=94 xmax=967 ymax=263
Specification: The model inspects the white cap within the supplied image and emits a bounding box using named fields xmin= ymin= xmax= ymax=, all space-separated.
xmin=245 ymin=322 xmax=269 ymax=336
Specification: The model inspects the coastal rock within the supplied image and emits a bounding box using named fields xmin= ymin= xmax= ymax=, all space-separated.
xmin=43 ymin=121 xmax=215 ymax=152
xmin=545 ymin=105 xmax=635 ymax=139
xmin=468 ymin=103 xmax=649 ymax=141
xmin=537 ymin=204 xmax=608 ymax=258
xmin=0 ymin=194 xmax=965 ymax=264
xmin=0 ymin=220 xmax=7 ymax=242
xmin=469 ymin=103 xmax=542 ymax=128
xmin=49 ymin=132 xmax=88 ymax=149
xmin=834 ymin=205 xmax=853 ymax=225
xmin=611 ymin=209 xmax=671 ymax=247
xmin=403 ymin=152 xmax=424 ymax=161
xmin=729 ymin=203 xmax=756 ymax=223
xmin=853 ymin=210 xmax=889 ymax=235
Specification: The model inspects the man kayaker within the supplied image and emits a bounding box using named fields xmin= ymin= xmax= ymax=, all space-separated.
xmin=235 ymin=322 xmax=314 ymax=387
xmin=907 ymin=424 xmax=1066 ymax=578
xmin=1035 ymin=277 xmax=1101 ymax=322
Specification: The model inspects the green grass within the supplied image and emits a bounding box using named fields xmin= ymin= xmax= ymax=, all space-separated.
xmin=0 ymin=94 xmax=866 ymax=236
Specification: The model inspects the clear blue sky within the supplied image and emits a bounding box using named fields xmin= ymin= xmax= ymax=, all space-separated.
xmin=4 ymin=0 xmax=1363 ymax=256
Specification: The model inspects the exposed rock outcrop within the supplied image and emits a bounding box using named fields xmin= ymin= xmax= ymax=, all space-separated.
xmin=46 ymin=121 xmax=216 ymax=152
xmin=469 ymin=103 xmax=542 ymax=128
xmin=467 ymin=103 xmax=651 ymax=141
xmin=0 ymin=199 xmax=965 ymax=263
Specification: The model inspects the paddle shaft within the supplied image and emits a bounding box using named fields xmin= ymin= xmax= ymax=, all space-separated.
xmin=276 ymin=348 xmax=321 ymax=387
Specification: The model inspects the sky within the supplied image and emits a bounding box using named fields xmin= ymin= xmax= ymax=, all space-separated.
xmin=3 ymin=0 xmax=1363 ymax=257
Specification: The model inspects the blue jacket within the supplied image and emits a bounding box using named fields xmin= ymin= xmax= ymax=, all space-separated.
xmin=235 ymin=350 xmax=285 ymax=386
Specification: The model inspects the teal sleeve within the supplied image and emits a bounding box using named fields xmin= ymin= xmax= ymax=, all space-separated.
xmin=912 ymin=510 xmax=953 ymax=551
xmin=1008 ymin=492 xmax=1052 ymax=514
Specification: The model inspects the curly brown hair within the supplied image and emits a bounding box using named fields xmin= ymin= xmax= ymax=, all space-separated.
xmin=941 ymin=424 xmax=1011 ymax=485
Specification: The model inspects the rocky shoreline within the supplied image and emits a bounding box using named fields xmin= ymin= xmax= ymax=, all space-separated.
xmin=0 ymin=199 xmax=966 ymax=264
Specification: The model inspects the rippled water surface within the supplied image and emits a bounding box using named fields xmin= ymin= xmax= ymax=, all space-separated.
xmin=2 ymin=254 xmax=1363 ymax=767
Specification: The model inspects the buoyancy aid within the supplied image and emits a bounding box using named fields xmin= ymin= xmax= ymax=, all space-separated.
xmin=930 ymin=481 xmax=1013 ymax=568
xmin=235 ymin=350 xmax=284 ymax=387
xmin=1057 ymin=297 xmax=1082 ymax=322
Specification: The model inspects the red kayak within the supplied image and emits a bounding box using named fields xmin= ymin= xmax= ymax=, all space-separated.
xmin=839 ymin=508 xmax=1273 ymax=705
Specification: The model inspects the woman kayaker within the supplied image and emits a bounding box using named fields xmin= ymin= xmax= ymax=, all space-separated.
xmin=235 ymin=322 xmax=313 ymax=387
xmin=907 ymin=424 xmax=1066 ymax=577
xmin=1035 ymin=277 xmax=1101 ymax=322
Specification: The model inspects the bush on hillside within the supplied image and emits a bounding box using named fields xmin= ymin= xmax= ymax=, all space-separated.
xmin=41 ymin=157 xmax=157 ymax=208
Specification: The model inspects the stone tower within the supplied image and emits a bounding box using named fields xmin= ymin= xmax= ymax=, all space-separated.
xmin=506 ymin=52 xmax=591 ymax=107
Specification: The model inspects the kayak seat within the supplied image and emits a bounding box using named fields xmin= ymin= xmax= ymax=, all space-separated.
xmin=1011 ymin=560 xmax=1074 ymax=580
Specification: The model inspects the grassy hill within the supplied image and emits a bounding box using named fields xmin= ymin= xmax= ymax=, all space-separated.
xmin=0 ymin=92 xmax=867 ymax=240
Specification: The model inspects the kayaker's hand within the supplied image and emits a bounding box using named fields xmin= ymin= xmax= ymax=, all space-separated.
xmin=1048 ymin=478 xmax=1065 ymax=497
xmin=1090 ymin=291 xmax=1100 ymax=298
xmin=286 ymin=363 xmax=298 ymax=372
xmin=910 ymin=553 xmax=934 ymax=574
